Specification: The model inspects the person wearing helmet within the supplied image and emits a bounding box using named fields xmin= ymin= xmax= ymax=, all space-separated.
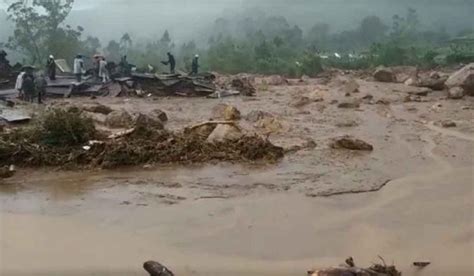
xmin=46 ymin=55 xmax=56 ymax=80
xmin=191 ymin=54 xmax=199 ymax=75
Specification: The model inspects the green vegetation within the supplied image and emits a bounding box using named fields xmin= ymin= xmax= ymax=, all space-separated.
xmin=2 ymin=1 xmax=473 ymax=76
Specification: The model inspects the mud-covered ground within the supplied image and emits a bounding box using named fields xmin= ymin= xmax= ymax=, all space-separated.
xmin=1 ymin=72 xmax=473 ymax=275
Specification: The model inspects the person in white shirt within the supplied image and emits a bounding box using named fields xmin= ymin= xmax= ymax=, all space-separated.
xmin=99 ymin=57 xmax=109 ymax=83
xmin=15 ymin=71 xmax=25 ymax=99
xmin=73 ymin=54 xmax=84 ymax=82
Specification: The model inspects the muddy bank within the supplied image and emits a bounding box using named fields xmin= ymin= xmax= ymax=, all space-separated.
xmin=1 ymin=168 xmax=472 ymax=276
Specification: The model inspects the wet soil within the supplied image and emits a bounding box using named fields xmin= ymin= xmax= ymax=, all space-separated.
xmin=1 ymin=74 xmax=473 ymax=275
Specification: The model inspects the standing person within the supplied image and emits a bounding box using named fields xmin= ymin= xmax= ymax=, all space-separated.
xmin=15 ymin=71 xmax=25 ymax=99
xmin=161 ymin=52 xmax=175 ymax=74
xmin=46 ymin=55 xmax=56 ymax=80
xmin=73 ymin=54 xmax=84 ymax=82
xmin=34 ymin=72 xmax=47 ymax=104
xmin=99 ymin=57 xmax=110 ymax=83
xmin=191 ymin=54 xmax=199 ymax=75
xmin=21 ymin=67 xmax=35 ymax=103
xmin=93 ymin=54 xmax=101 ymax=81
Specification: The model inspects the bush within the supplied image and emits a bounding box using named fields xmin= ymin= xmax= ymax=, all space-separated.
xmin=40 ymin=107 xmax=97 ymax=147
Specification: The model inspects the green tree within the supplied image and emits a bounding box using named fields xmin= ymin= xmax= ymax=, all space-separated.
xmin=358 ymin=16 xmax=387 ymax=46
xmin=120 ymin=33 xmax=132 ymax=54
xmin=6 ymin=0 xmax=79 ymax=64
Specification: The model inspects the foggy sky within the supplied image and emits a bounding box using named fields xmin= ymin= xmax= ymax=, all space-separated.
xmin=1 ymin=0 xmax=473 ymax=46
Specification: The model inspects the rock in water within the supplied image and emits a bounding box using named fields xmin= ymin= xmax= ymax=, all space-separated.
xmin=373 ymin=66 xmax=396 ymax=83
xmin=143 ymin=261 xmax=174 ymax=276
xmin=441 ymin=120 xmax=456 ymax=128
xmin=290 ymin=96 xmax=312 ymax=108
xmin=447 ymin=87 xmax=465 ymax=99
xmin=105 ymin=109 xmax=134 ymax=128
xmin=83 ymin=103 xmax=113 ymax=115
xmin=152 ymin=109 xmax=168 ymax=122
xmin=330 ymin=135 xmax=373 ymax=151
xmin=206 ymin=123 xmax=243 ymax=143
xmin=446 ymin=63 xmax=474 ymax=95
xmin=416 ymin=76 xmax=448 ymax=91
xmin=337 ymin=100 xmax=360 ymax=109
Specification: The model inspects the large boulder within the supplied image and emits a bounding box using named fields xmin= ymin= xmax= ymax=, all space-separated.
xmin=447 ymin=87 xmax=465 ymax=99
xmin=343 ymin=78 xmax=360 ymax=94
xmin=206 ymin=123 xmax=243 ymax=143
xmin=445 ymin=63 xmax=474 ymax=95
xmin=105 ymin=109 xmax=134 ymax=128
xmin=330 ymin=135 xmax=373 ymax=151
xmin=373 ymin=66 xmax=396 ymax=83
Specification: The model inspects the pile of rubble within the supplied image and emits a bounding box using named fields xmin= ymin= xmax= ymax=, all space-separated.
xmin=0 ymin=106 xmax=283 ymax=168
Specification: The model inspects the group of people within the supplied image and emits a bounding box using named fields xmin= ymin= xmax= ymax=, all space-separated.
xmin=161 ymin=52 xmax=200 ymax=75
xmin=12 ymin=50 xmax=201 ymax=104
xmin=15 ymin=66 xmax=46 ymax=104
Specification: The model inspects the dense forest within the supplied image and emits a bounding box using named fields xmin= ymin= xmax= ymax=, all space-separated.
xmin=0 ymin=0 xmax=473 ymax=76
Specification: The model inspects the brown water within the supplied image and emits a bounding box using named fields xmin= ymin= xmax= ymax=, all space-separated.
xmin=1 ymin=77 xmax=473 ymax=275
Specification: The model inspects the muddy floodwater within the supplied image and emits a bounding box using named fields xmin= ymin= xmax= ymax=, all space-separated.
xmin=1 ymin=75 xmax=473 ymax=275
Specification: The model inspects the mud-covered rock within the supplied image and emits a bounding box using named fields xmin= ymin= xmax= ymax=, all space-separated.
xmin=206 ymin=123 xmax=243 ymax=143
xmin=290 ymin=96 xmax=313 ymax=108
xmin=232 ymin=77 xmax=256 ymax=96
xmin=344 ymin=78 xmax=360 ymax=94
xmin=256 ymin=117 xmax=285 ymax=134
xmin=373 ymin=66 xmax=396 ymax=83
xmin=446 ymin=63 xmax=474 ymax=95
xmin=83 ymin=103 xmax=113 ymax=115
xmin=134 ymin=113 xmax=164 ymax=130
xmin=416 ymin=76 xmax=447 ymax=91
xmin=337 ymin=100 xmax=360 ymax=109
xmin=0 ymin=165 xmax=15 ymax=179
xmin=330 ymin=135 xmax=373 ymax=151
xmin=440 ymin=120 xmax=456 ymax=128
xmin=447 ymin=87 xmax=465 ymax=99
xmin=105 ymin=109 xmax=134 ymax=128
xmin=151 ymin=109 xmax=168 ymax=122
xmin=335 ymin=119 xmax=359 ymax=128
xmin=212 ymin=104 xmax=241 ymax=121
xmin=245 ymin=110 xmax=273 ymax=123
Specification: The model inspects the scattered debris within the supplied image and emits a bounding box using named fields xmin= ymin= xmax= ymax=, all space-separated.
xmin=0 ymin=109 xmax=31 ymax=123
xmin=330 ymin=135 xmax=373 ymax=151
xmin=374 ymin=66 xmax=397 ymax=82
xmin=308 ymin=257 xmax=401 ymax=276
